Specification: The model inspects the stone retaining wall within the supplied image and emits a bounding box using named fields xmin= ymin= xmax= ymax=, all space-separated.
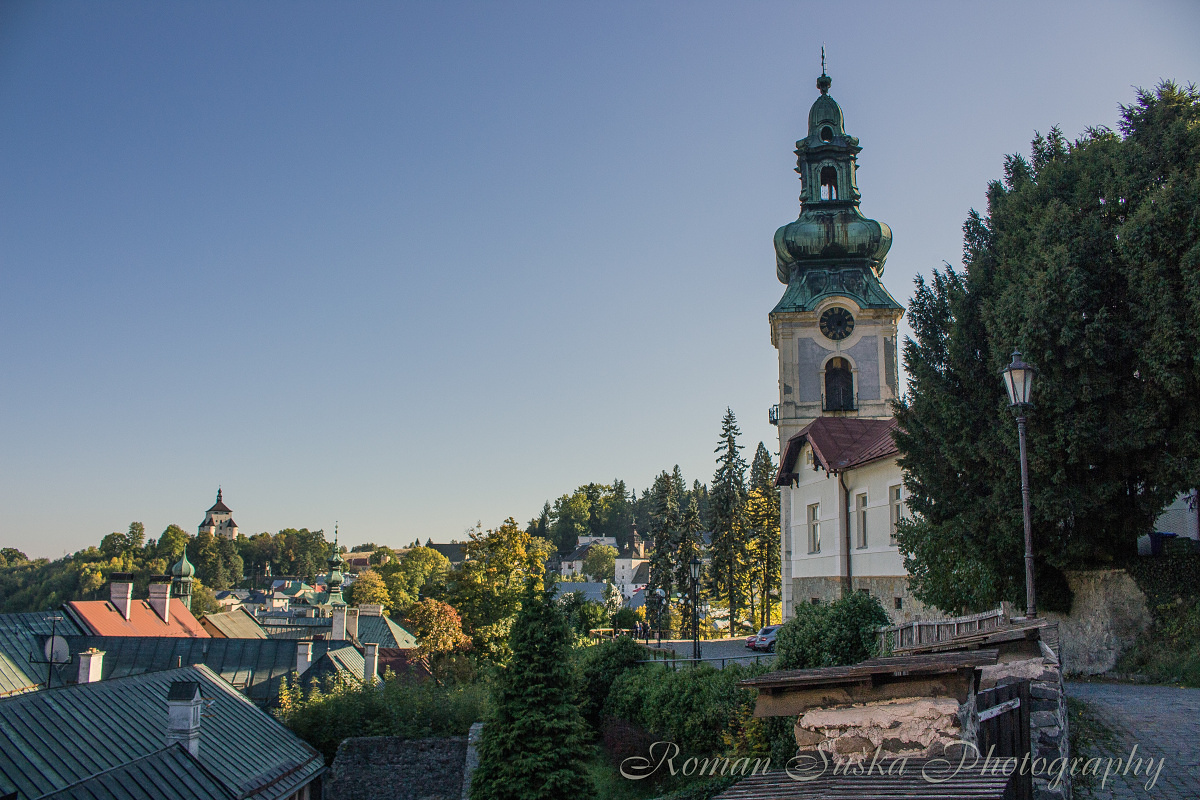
xmin=325 ymin=735 xmax=467 ymax=800
xmin=1042 ymin=569 xmax=1151 ymax=675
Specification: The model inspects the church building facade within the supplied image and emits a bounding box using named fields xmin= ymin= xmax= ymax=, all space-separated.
xmin=769 ymin=68 xmax=926 ymax=623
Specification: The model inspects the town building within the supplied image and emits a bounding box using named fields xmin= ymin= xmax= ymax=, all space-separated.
xmin=63 ymin=573 xmax=210 ymax=637
xmin=769 ymin=68 xmax=918 ymax=623
xmin=0 ymin=664 xmax=324 ymax=800
xmin=614 ymin=531 xmax=648 ymax=599
xmin=198 ymin=488 xmax=239 ymax=540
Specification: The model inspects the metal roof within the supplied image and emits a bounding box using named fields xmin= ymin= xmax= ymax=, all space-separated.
xmin=35 ymin=745 xmax=237 ymax=800
xmin=200 ymin=609 xmax=268 ymax=639
xmin=63 ymin=599 xmax=209 ymax=638
xmin=776 ymin=417 xmax=899 ymax=485
xmin=60 ymin=636 xmax=300 ymax=705
xmin=356 ymin=615 xmax=418 ymax=649
xmin=0 ymin=612 xmax=83 ymax=697
xmin=0 ymin=664 xmax=323 ymax=800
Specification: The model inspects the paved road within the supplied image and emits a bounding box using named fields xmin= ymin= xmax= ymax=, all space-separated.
xmin=1067 ymin=682 xmax=1200 ymax=799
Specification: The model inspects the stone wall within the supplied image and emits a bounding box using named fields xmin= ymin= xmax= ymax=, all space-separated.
xmin=978 ymin=644 xmax=1070 ymax=800
xmin=1042 ymin=569 xmax=1152 ymax=675
xmin=325 ymin=736 xmax=467 ymax=800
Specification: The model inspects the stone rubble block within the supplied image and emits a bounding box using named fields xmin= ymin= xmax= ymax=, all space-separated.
xmin=796 ymin=697 xmax=962 ymax=760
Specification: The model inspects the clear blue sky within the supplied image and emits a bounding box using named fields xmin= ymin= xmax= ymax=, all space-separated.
xmin=3 ymin=1 xmax=1197 ymax=558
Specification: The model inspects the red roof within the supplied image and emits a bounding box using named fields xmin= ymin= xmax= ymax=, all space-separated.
xmin=65 ymin=599 xmax=210 ymax=638
xmin=776 ymin=417 xmax=899 ymax=485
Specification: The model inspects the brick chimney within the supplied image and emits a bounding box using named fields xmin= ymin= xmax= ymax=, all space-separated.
xmin=364 ymin=642 xmax=378 ymax=683
xmin=147 ymin=576 xmax=173 ymax=623
xmin=358 ymin=603 xmax=383 ymax=617
xmin=296 ymin=641 xmax=313 ymax=675
xmin=109 ymin=573 xmax=134 ymax=621
xmin=167 ymin=681 xmax=202 ymax=757
xmin=77 ymin=648 xmax=104 ymax=684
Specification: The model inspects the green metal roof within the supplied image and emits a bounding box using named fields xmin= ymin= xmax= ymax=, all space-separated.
xmin=61 ymin=635 xmax=299 ymax=706
xmin=0 ymin=664 xmax=323 ymax=800
xmin=0 ymin=612 xmax=82 ymax=697
xmin=36 ymin=745 xmax=236 ymax=800
xmin=356 ymin=615 xmax=418 ymax=649
xmin=771 ymin=264 xmax=903 ymax=315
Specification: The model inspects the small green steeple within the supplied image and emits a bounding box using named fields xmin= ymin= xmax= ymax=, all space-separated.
xmin=326 ymin=524 xmax=345 ymax=607
xmin=172 ymin=544 xmax=195 ymax=611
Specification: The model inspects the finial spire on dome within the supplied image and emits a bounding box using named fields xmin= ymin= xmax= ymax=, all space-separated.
xmin=817 ymin=46 xmax=831 ymax=95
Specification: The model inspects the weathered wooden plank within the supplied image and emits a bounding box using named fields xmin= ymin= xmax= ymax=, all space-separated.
xmin=752 ymin=672 xmax=975 ymax=717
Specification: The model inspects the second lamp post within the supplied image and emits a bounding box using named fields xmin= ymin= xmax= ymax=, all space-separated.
xmin=689 ymin=556 xmax=701 ymax=661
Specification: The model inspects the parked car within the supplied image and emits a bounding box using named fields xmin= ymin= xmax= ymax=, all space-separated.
xmin=744 ymin=633 xmax=757 ymax=649
xmin=752 ymin=625 xmax=780 ymax=652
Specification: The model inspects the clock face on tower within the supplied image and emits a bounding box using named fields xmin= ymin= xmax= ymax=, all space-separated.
xmin=819 ymin=307 xmax=855 ymax=341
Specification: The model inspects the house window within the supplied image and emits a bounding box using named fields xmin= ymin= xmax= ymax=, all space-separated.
xmin=807 ymin=503 xmax=821 ymax=553
xmin=811 ymin=597 xmax=820 ymax=605
xmin=820 ymin=166 xmax=838 ymax=200
xmin=894 ymin=597 xmax=903 ymax=610
xmin=856 ymin=493 xmax=868 ymax=548
xmin=889 ymin=484 xmax=904 ymax=545
xmin=825 ymin=358 xmax=854 ymax=411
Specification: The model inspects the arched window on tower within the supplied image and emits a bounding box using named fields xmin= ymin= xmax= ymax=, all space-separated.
xmin=824 ymin=357 xmax=854 ymax=411
xmin=820 ymin=166 xmax=838 ymax=200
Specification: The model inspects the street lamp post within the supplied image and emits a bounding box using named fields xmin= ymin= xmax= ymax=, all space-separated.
xmin=689 ymin=557 xmax=701 ymax=661
xmin=653 ymin=588 xmax=666 ymax=646
xmin=1001 ymin=350 xmax=1038 ymax=619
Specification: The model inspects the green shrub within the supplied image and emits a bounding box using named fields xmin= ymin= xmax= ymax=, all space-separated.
xmin=577 ymin=636 xmax=647 ymax=729
xmin=775 ymin=591 xmax=889 ymax=670
xmin=276 ymin=672 xmax=489 ymax=763
xmin=1117 ymin=597 xmax=1200 ymax=686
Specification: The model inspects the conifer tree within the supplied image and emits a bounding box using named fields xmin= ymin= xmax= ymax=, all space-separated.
xmin=673 ymin=497 xmax=705 ymax=641
xmin=747 ymin=443 xmax=781 ymax=629
xmin=471 ymin=582 xmax=593 ymax=800
xmin=645 ymin=471 xmax=678 ymax=633
xmin=894 ymin=84 xmax=1200 ymax=612
xmin=710 ymin=409 xmax=749 ymax=634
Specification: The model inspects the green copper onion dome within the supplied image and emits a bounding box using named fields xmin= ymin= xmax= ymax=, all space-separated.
xmin=172 ymin=545 xmax=195 ymax=579
xmin=773 ymin=68 xmax=892 ymax=285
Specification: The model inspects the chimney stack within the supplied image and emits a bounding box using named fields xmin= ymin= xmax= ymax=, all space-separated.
xmin=358 ymin=603 xmax=383 ymax=617
xmin=332 ymin=606 xmax=347 ymax=641
xmin=77 ymin=648 xmax=105 ymax=684
xmin=148 ymin=576 xmax=173 ymax=623
xmin=296 ymin=641 xmax=313 ymax=675
xmin=166 ymin=681 xmax=202 ymax=757
xmin=364 ymin=642 xmax=378 ymax=683
xmin=346 ymin=607 xmax=359 ymax=640
xmin=109 ymin=573 xmax=134 ymax=621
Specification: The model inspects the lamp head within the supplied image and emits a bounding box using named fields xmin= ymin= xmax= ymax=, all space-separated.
xmin=689 ymin=556 xmax=701 ymax=580
xmin=1001 ymin=350 xmax=1036 ymax=409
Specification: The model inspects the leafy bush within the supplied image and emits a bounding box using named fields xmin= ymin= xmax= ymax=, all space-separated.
xmin=775 ymin=591 xmax=889 ymax=670
xmin=276 ymin=672 xmax=488 ymax=764
xmin=1117 ymin=597 xmax=1200 ymax=686
xmin=604 ymin=663 xmax=753 ymax=757
xmin=577 ymin=636 xmax=647 ymax=729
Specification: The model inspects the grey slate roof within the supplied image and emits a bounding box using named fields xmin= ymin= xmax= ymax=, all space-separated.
xmin=0 ymin=664 xmax=323 ymax=800
xmin=356 ymin=615 xmax=418 ymax=649
xmin=552 ymin=582 xmax=610 ymax=604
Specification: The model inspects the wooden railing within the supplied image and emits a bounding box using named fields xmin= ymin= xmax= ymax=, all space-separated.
xmin=876 ymin=606 xmax=1006 ymax=653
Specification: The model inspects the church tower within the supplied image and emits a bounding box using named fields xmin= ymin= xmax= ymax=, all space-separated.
xmin=770 ymin=65 xmax=903 ymax=450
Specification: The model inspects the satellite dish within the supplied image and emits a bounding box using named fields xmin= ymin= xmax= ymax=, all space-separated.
xmin=44 ymin=635 xmax=70 ymax=665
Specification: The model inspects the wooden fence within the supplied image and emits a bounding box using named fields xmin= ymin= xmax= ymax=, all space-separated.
xmin=876 ymin=606 xmax=1006 ymax=653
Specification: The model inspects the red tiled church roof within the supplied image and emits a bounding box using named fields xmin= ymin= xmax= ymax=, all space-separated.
xmin=776 ymin=417 xmax=899 ymax=485
xmin=64 ymin=599 xmax=210 ymax=638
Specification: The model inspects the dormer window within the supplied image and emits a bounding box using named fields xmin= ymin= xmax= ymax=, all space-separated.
xmin=820 ymin=166 xmax=838 ymax=200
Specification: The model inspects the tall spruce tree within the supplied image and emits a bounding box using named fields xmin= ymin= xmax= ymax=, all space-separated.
xmin=710 ymin=409 xmax=749 ymax=634
xmin=747 ymin=442 xmax=781 ymax=630
xmin=673 ymin=496 xmax=705 ymax=640
xmin=470 ymin=582 xmax=593 ymax=800
xmin=894 ymin=83 xmax=1200 ymax=612
xmin=646 ymin=471 xmax=679 ymax=632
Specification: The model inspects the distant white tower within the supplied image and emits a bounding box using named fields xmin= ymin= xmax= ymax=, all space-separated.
xmin=198 ymin=488 xmax=239 ymax=540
